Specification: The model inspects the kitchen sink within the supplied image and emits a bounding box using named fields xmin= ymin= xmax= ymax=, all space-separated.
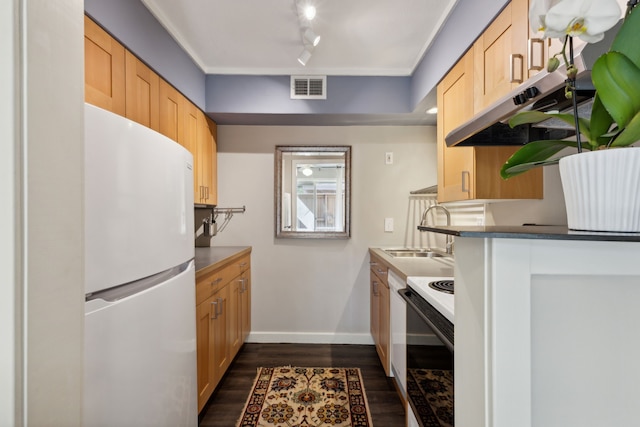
xmin=383 ymin=248 xmax=449 ymax=258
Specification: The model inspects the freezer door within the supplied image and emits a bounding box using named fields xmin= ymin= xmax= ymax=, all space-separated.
xmin=84 ymin=103 xmax=194 ymax=295
xmin=84 ymin=261 xmax=197 ymax=427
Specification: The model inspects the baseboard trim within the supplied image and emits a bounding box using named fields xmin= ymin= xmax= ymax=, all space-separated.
xmin=246 ymin=332 xmax=374 ymax=345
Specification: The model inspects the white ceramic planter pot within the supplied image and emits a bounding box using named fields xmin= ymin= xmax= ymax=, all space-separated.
xmin=559 ymin=148 xmax=640 ymax=232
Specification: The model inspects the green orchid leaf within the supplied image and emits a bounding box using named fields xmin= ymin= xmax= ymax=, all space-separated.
xmin=592 ymin=52 xmax=640 ymax=129
xmin=509 ymin=110 xmax=584 ymax=130
xmin=610 ymin=111 xmax=640 ymax=147
xmin=508 ymin=111 xmax=555 ymax=127
xmin=587 ymin=93 xmax=614 ymax=146
xmin=500 ymin=158 xmax=561 ymax=176
xmin=611 ymin=5 xmax=640 ymax=69
xmin=500 ymin=139 xmax=580 ymax=179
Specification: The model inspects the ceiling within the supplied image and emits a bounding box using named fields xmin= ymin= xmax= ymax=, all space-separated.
xmin=140 ymin=0 xmax=459 ymax=125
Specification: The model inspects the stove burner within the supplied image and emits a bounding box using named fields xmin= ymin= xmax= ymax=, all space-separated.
xmin=429 ymin=279 xmax=454 ymax=294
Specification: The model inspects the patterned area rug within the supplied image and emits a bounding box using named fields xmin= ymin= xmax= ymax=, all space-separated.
xmin=407 ymin=369 xmax=454 ymax=427
xmin=236 ymin=367 xmax=373 ymax=426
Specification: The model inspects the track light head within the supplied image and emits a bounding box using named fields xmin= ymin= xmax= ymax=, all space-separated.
xmin=303 ymin=28 xmax=321 ymax=47
xmin=297 ymin=48 xmax=312 ymax=66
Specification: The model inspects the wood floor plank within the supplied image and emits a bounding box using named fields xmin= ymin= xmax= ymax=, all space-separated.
xmin=198 ymin=343 xmax=406 ymax=426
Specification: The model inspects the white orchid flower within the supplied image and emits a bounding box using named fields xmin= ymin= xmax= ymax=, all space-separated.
xmin=529 ymin=0 xmax=622 ymax=43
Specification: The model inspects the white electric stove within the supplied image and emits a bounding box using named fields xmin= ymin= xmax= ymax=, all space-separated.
xmin=406 ymin=276 xmax=454 ymax=323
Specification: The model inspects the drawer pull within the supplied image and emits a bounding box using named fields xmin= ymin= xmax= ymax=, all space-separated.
xmin=510 ymin=53 xmax=524 ymax=83
xmin=527 ymin=38 xmax=544 ymax=71
xmin=210 ymin=277 xmax=222 ymax=286
xmin=372 ymin=281 xmax=379 ymax=296
xmin=216 ymin=297 xmax=223 ymax=316
xmin=239 ymin=262 xmax=248 ymax=268
xmin=211 ymin=301 xmax=218 ymax=319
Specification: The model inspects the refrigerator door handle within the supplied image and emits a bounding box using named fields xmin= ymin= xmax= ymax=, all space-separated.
xmin=86 ymin=259 xmax=194 ymax=303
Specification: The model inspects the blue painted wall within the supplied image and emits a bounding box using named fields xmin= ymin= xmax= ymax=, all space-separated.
xmin=410 ymin=0 xmax=509 ymax=109
xmin=84 ymin=0 xmax=509 ymax=118
xmin=206 ymin=75 xmax=411 ymax=114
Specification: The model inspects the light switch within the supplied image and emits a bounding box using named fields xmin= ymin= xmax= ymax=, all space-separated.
xmin=384 ymin=217 xmax=394 ymax=232
xmin=385 ymin=152 xmax=393 ymax=165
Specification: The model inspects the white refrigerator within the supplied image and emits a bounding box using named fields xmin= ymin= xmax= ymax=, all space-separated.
xmin=83 ymin=104 xmax=197 ymax=426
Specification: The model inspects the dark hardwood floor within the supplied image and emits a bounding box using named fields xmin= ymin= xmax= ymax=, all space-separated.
xmin=198 ymin=343 xmax=406 ymax=426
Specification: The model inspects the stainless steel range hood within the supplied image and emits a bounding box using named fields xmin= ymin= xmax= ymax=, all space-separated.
xmin=445 ymin=22 xmax=621 ymax=147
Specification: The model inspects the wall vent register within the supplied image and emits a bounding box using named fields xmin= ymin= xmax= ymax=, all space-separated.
xmin=290 ymin=76 xmax=327 ymax=99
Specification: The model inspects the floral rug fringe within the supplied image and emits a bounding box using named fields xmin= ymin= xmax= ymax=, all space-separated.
xmin=236 ymin=366 xmax=373 ymax=426
xmin=407 ymin=369 xmax=453 ymax=427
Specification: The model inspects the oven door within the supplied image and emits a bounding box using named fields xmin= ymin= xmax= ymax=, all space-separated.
xmin=401 ymin=288 xmax=454 ymax=427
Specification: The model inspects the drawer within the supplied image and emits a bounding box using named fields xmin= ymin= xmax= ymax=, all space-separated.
xmin=369 ymin=255 xmax=388 ymax=284
xmin=196 ymin=264 xmax=237 ymax=306
xmin=195 ymin=254 xmax=252 ymax=305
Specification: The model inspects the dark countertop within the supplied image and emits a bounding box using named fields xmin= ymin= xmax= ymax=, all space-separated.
xmin=194 ymin=246 xmax=252 ymax=277
xmin=369 ymin=248 xmax=455 ymax=281
xmin=417 ymin=225 xmax=640 ymax=242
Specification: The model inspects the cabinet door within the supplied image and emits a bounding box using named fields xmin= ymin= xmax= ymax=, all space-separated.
xmin=125 ymin=51 xmax=160 ymax=132
xmin=196 ymin=297 xmax=215 ymax=412
xmin=204 ymin=117 xmax=218 ymax=205
xmin=211 ymin=285 xmax=229 ymax=382
xmin=195 ymin=111 xmax=216 ymax=205
xmin=240 ymin=269 xmax=251 ymax=343
xmin=228 ymin=276 xmax=241 ymax=359
xmin=378 ymin=280 xmax=390 ymax=376
xmin=437 ymin=50 xmax=475 ymax=202
xmin=181 ymin=101 xmax=199 ymax=200
xmin=473 ymin=0 xmax=528 ymax=113
xmin=159 ymin=79 xmax=184 ymax=143
xmin=84 ymin=15 xmax=125 ymax=115
xmin=370 ymin=274 xmax=380 ymax=354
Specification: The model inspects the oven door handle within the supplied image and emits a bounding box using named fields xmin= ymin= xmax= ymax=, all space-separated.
xmin=399 ymin=289 xmax=454 ymax=353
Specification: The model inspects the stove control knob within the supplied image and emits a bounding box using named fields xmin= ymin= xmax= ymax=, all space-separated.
xmin=513 ymin=92 xmax=528 ymax=105
xmin=525 ymin=86 xmax=540 ymax=99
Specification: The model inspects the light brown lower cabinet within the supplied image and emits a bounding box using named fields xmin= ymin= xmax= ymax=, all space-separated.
xmin=370 ymin=253 xmax=390 ymax=376
xmin=196 ymin=253 xmax=251 ymax=412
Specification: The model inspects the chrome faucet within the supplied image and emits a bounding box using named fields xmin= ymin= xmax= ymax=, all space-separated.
xmin=421 ymin=204 xmax=454 ymax=255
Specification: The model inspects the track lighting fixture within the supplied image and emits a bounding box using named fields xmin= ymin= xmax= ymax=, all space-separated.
xmin=294 ymin=0 xmax=320 ymax=65
xmin=303 ymin=28 xmax=321 ymax=47
xmin=303 ymin=5 xmax=316 ymax=20
xmin=297 ymin=48 xmax=313 ymax=66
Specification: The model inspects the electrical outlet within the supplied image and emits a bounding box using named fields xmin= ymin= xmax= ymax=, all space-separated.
xmin=385 ymin=152 xmax=393 ymax=165
xmin=384 ymin=217 xmax=394 ymax=232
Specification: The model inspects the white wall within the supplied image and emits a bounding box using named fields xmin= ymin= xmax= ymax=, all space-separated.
xmin=0 ymin=1 xmax=18 ymax=423
xmin=1 ymin=0 xmax=85 ymax=425
xmin=213 ymin=125 xmax=437 ymax=343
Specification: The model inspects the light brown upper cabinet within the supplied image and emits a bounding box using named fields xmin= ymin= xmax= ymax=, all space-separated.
xmin=125 ymin=51 xmax=160 ymax=132
xmin=473 ymin=0 xmax=528 ymax=113
xmin=159 ymin=79 xmax=184 ymax=143
xmin=437 ymin=50 xmax=476 ymax=202
xmin=196 ymin=114 xmax=217 ymax=206
xmin=84 ymin=16 xmax=125 ymax=116
xmin=437 ymin=27 xmax=543 ymax=203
